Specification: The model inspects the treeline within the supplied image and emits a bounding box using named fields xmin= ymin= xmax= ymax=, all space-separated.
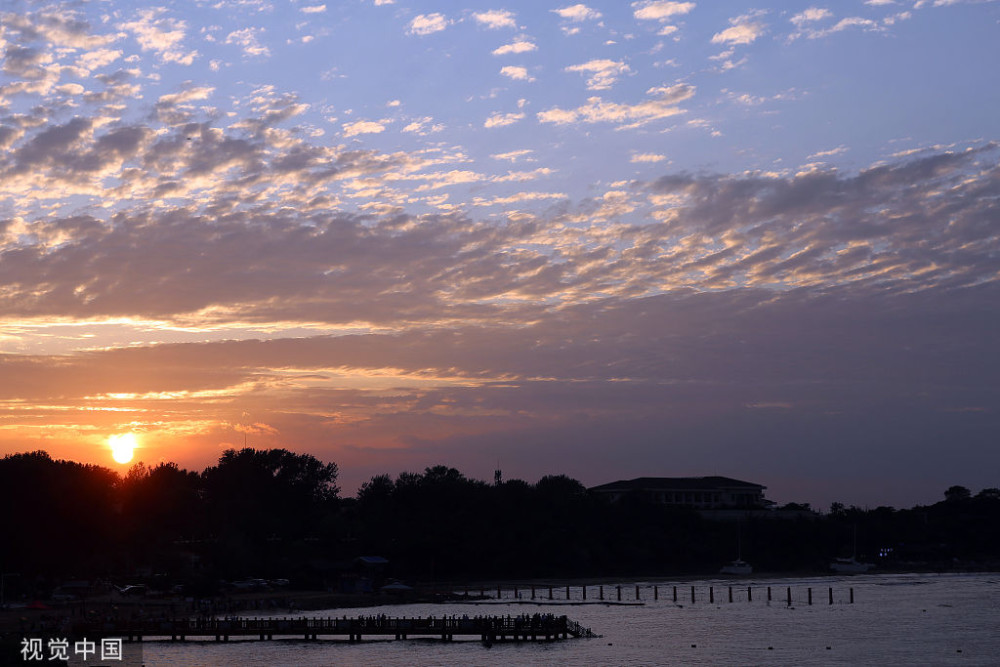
xmin=2 ymin=449 xmax=999 ymax=598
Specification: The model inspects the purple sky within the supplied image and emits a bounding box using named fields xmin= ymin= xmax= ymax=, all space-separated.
xmin=1 ymin=0 xmax=999 ymax=510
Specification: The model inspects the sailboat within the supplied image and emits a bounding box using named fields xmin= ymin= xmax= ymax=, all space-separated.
xmin=829 ymin=526 xmax=873 ymax=573
xmin=829 ymin=556 xmax=872 ymax=574
xmin=720 ymin=558 xmax=753 ymax=575
xmin=720 ymin=526 xmax=752 ymax=575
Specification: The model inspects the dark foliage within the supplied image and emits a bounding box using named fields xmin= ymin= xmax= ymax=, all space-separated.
xmin=2 ymin=449 xmax=999 ymax=598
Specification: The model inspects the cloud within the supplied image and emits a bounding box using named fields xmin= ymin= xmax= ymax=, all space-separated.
xmin=342 ymin=120 xmax=386 ymax=137
xmin=630 ymin=5 xmax=689 ymax=36
xmin=2 ymin=56 xmax=998 ymax=507
xmin=402 ymin=117 xmax=444 ymax=135
xmin=471 ymin=10 xmax=517 ymax=30
xmin=552 ymin=5 xmax=603 ymax=21
xmin=492 ymin=167 xmax=553 ymax=183
xmin=500 ymin=66 xmax=533 ymax=81
xmin=808 ymin=145 xmax=848 ymax=160
xmin=156 ymin=85 xmax=216 ymax=108
xmin=632 ymin=1 xmax=696 ymax=21
xmin=75 ymin=48 xmax=124 ymax=73
xmin=882 ymin=11 xmax=912 ymax=26
xmin=492 ymin=40 xmax=537 ymax=55
xmin=415 ymin=169 xmax=485 ymax=190
xmin=712 ymin=13 xmax=767 ymax=45
xmin=118 ymin=8 xmax=199 ymax=65
xmin=301 ymin=5 xmax=327 ymax=13
xmin=535 ymin=107 xmax=577 ymax=125
xmin=408 ymin=13 xmax=449 ymax=36
xmin=793 ymin=16 xmax=883 ymax=40
xmin=725 ymin=90 xmax=761 ymax=105
xmin=565 ymin=59 xmax=631 ymax=90
xmin=1 ymin=0 xmax=996 ymax=506
xmin=1 ymin=44 xmax=55 ymax=79
xmin=538 ymin=83 xmax=694 ymax=128
xmin=6 ymin=276 xmax=998 ymax=508
xmin=2 ymin=7 xmax=115 ymax=50
xmin=491 ymin=149 xmax=535 ymax=162
xmin=473 ymin=191 xmax=566 ymax=206
xmin=484 ymin=112 xmax=525 ymax=128
xmin=224 ymin=27 xmax=270 ymax=58
xmin=790 ymin=8 xmax=833 ymax=26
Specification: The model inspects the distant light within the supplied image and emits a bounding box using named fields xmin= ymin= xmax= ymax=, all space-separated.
xmin=108 ymin=433 xmax=137 ymax=464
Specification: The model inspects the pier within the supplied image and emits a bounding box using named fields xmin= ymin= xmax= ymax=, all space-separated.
xmin=73 ymin=614 xmax=598 ymax=644
xmin=460 ymin=583 xmax=855 ymax=606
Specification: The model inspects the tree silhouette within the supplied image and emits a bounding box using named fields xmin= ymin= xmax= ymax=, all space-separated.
xmin=201 ymin=448 xmax=339 ymax=540
xmin=944 ymin=485 xmax=971 ymax=502
xmin=3 ymin=448 xmax=1000 ymax=588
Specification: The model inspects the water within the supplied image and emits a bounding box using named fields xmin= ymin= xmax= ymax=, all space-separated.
xmin=141 ymin=573 xmax=1000 ymax=666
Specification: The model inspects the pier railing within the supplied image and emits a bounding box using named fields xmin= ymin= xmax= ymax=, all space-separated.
xmin=455 ymin=583 xmax=856 ymax=605
xmin=72 ymin=613 xmax=588 ymax=643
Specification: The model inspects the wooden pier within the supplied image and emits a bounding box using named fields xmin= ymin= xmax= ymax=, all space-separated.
xmin=73 ymin=614 xmax=597 ymax=644
xmin=465 ymin=583 xmax=855 ymax=606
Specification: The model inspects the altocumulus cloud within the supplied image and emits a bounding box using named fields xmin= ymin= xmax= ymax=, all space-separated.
xmin=2 ymin=0 xmax=999 ymax=508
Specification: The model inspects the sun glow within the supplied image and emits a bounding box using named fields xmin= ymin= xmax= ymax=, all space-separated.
xmin=108 ymin=432 xmax=137 ymax=464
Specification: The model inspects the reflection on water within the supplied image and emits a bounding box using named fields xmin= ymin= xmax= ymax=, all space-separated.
xmin=143 ymin=573 xmax=1000 ymax=666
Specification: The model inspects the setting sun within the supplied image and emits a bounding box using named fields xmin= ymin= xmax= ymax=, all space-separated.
xmin=108 ymin=433 xmax=137 ymax=465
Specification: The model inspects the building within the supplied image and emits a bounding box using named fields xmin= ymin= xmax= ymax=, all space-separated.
xmin=589 ymin=476 xmax=768 ymax=509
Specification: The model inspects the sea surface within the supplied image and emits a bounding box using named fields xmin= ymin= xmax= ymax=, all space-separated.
xmin=140 ymin=572 xmax=1000 ymax=666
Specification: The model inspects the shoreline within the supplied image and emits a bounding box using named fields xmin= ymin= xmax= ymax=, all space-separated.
xmin=3 ymin=567 xmax=998 ymax=633
xmin=420 ymin=564 xmax=1000 ymax=589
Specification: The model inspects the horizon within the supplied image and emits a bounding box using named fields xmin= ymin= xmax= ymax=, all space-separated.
xmin=4 ymin=447 xmax=991 ymax=512
xmin=2 ymin=0 xmax=998 ymax=514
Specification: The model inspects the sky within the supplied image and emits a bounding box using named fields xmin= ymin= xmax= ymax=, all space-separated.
xmin=1 ymin=0 xmax=998 ymax=511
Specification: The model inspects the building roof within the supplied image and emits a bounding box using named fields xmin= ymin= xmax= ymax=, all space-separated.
xmin=589 ymin=476 xmax=765 ymax=493
xmin=355 ymin=556 xmax=389 ymax=565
